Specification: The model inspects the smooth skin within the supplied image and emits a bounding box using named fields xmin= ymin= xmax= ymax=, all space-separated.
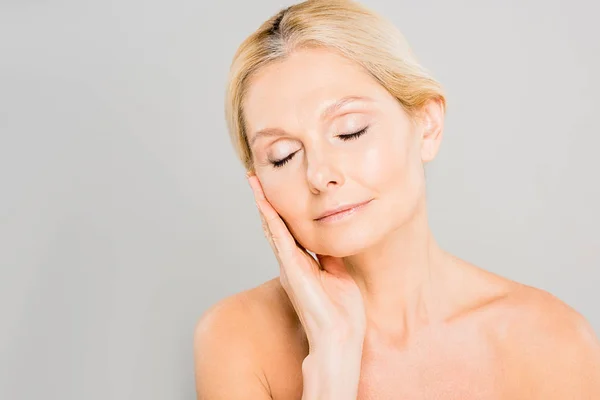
xmin=194 ymin=47 xmax=600 ymax=399
xmin=248 ymin=171 xmax=366 ymax=399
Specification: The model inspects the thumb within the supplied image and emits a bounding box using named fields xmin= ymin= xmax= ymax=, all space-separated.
xmin=316 ymin=254 xmax=347 ymax=277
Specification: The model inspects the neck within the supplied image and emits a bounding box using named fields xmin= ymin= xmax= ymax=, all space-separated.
xmin=342 ymin=199 xmax=448 ymax=347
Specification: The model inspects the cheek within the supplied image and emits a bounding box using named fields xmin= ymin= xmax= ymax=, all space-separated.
xmin=352 ymin=131 xmax=412 ymax=188
xmin=261 ymin=177 xmax=308 ymax=227
xmin=264 ymin=183 xmax=314 ymax=246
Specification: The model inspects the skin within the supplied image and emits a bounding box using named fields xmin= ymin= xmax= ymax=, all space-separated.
xmin=194 ymin=47 xmax=600 ymax=399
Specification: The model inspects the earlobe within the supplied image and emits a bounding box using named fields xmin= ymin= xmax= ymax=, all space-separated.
xmin=421 ymin=139 xmax=436 ymax=163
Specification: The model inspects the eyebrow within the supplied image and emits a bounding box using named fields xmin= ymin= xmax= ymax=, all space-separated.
xmin=248 ymin=95 xmax=373 ymax=146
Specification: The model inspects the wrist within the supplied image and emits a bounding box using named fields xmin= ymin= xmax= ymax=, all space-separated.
xmin=301 ymin=340 xmax=363 ymax=400
xmin=309 ymin=326 xmax=365 ymax=352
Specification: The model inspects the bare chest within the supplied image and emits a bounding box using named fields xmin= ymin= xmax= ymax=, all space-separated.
xmin=268 ymin=333 xmax=512 ymax=400
xmin=356 ymin=347 xmax=505 ymax=400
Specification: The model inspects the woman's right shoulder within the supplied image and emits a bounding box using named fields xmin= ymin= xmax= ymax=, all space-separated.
xmin=193 ymin=277 xmax=306 ymax=399
xmin=195 ymin=277 xmax=299 ymax=337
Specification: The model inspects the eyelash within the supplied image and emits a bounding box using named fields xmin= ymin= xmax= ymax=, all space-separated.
xmin=270 ymin=126 xmax=369 ymax=168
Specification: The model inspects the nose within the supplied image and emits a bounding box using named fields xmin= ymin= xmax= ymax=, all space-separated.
xmin=305 ymin=150 xmax=345 ymax=194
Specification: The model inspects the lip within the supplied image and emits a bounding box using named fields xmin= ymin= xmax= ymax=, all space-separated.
xmin=315 ymin=199 xmax=373 ymax=222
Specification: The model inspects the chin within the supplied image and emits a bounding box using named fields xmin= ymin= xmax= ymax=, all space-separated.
xmin=301 ymin=223 xmax=384 ymax=258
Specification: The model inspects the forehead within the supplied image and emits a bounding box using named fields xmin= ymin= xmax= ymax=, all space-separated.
xmin=243 ymin=47 xmax=388 ymax=133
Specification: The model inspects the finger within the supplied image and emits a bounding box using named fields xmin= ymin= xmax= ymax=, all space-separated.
xmin=247 ymin=175 xmax=276 ymax=246
xmin=256 ymin=202 xmax=276 ymax=251
xmin=248 ymin=175 xmax=273 ymax=235
xmin=256 ymin=202 xmax=296 ymax=288
xmin=247 ymin=176 xmax=296 ymax=253
xmin=257 ymin=210 xmax=294 ymax=289
xmin=255 ymin=193 xmax=296 ymax=257
xmin=247 ymin=174 xmax=307 ymax=261
xmin=247 ymin=174 xmax=266 ymax=203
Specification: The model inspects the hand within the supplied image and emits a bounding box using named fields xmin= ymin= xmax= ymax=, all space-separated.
xmin=247 ymin=172 xmax=367 ymax=350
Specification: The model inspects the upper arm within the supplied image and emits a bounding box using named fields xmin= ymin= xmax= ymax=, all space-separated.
xmin=519 ymin=294 xmax=600 ymax=399
xmin=550 ymin=314 xmax=600 ymax=397
xmin=193 ymin=296 xmax=272 ymax=400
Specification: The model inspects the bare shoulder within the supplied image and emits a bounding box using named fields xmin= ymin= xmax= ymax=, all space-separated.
xmin=494 ymin=282 xmax=600 ymax=397
xmin=446 ymin=256 xmax=598 ymax=347
xmin=499 ymin=282 xmax=599 ymax=348
xmin=193 ymin=277 xmax=306 ymax=399
xmin=444 ymin=256 xmax=600 ymax=396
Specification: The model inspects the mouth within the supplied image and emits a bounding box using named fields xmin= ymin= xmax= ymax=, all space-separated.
xmin=315 ymin=199 xmax=373 ymax=223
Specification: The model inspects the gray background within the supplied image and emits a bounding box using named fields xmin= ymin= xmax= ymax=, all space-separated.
xmin=1 ymin=0 xmax=598 ymax=399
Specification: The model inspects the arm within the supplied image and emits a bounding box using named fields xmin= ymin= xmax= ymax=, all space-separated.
xmin=197 ymin=171 xmax=368 ymax=399
xmin=300 ymin=333 xmax=364 ymax=400
xmin=193 ymin=297 xmax=272 ymax=400
xmin=525 ymin=310 xmax=600 ymax=399
xmin=194 ymin=296 xmax=364 ymax=400
xmin=542 ymin=316 xmax=600 ymax=399
xmin=246 ymin=174 xmax=367 ymax=399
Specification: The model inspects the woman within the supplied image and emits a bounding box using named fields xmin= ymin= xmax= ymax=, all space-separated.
xmin=194 ymin=1 xmax=600 ymax=398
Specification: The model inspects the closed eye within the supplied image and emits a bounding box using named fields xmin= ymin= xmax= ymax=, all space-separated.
xmin=270 ymin=126 xmax=369 ymax=168
xmin=338 ymin=126 xmax=369 ymax=141
xmin=271 ymin=150 xmax=298 ymax=168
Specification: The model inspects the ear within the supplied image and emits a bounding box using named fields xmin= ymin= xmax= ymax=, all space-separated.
xmin=418 ymin=98 xmax=445 ymax=164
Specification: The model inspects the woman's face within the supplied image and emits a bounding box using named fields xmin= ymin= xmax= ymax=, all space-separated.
xmin=243 ymin=47 xmax=442 ymax=257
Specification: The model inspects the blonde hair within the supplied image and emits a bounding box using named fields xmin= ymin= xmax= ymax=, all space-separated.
xmin=225 ymin=0 xmax=446 ymax=171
